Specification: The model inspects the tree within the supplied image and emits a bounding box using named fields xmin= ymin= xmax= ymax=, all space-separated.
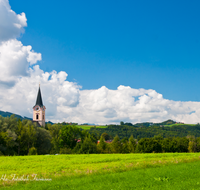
xmin=121 ymin=137 xmax=128 ymax=144
xmin=79 ymin=137 xmax=97 ymax=154
xmin=137 ymin=138 xmax=162 ymax=153
xmin=128 ymin=135 xmax=136 ymax=153
xmin=48 ymin=124 xmax=62 ymax=153
xmin=187 ymin=136 xmax=196 ymax=153
xmin=89 ymin=133 xmax=98 ymax=144
xmin=80 ymin=130 xmax=89 ymax=142
xmin=121 ymin=137 xmax=129 ymax=153
xmin=0 ymin=131 xmax=12 ymax=155
xmin=16 ymin=120 xmax=27 ymax=155
xmin=101 ymin=132 xmax=110 ymax=141
xmin=5 ymin=129 xmax=17 ymax=152
xmin=26 ymin=125 xmax=36 ymax=154
xmin=97 ymin=135 xmax=107 ymax=153
xmin=122 ymin=141 xmax=129 ymax=153
xmin=176 ymin=137 xmax=189 ymax=152
xmin=35 ymin=127 xmax=52 ymax=155
xmin=196 ymin=137 xmax=200 ymax=152
xmin=59 ymin=125 xmax=81 ymax=149
xmin=111 ymin=135 xmax=122 ymax=153
xmin=120 ymin=121 xmax=124 ymax=125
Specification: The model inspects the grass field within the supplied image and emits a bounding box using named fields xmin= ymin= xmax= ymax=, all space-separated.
xmin=163 ymin=123 xmax=196 ymax=127
xmin=3 ymin=161 xmax=200 ymax=190
xmin=1 ymin=153 xmax=200 ymax=189
xmin=75 ymin=125 xmax=107 ymax=130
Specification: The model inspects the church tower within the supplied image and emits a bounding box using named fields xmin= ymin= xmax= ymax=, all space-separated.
xmin=33 ymin=85 xmax=46 ymax=127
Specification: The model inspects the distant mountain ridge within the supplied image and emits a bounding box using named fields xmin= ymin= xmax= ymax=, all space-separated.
xmin=0 ymin=110 xmax=32 ymax=120
xmin=0 ymin=110 xmax=54 ymax=124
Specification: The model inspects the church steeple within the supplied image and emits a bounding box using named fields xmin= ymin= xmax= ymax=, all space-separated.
xmin=35 ymin=85 xmax=43 ymax=107
xmin=33 ymin=85 xmax=46 ymax=127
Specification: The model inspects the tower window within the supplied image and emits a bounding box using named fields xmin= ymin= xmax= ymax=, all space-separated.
xmin=43 ymin=115 xmax=44 ymax=119
xmin=36 ymin=114 xmax=39 ymax=120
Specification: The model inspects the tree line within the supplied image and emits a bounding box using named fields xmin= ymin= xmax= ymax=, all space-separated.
xmin=0 ymin=115 xmax=200 ymax=155
xmin=89 ymin=123 xmax=200 ymax=140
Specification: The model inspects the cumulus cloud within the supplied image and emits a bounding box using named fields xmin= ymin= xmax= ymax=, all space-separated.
xmin=0 ymin=0 xmax=200 ymax=125
xmin=0 ymin=0 xmax=41 ymax=86
xmin=0 ymin=65 xmax=80 ymax=120
xmin=0 ymin=0 xmax=27 ymax=42
xmin=56 ymin=86 xmax=200 ymax=125
xmin=0 ymin=39 xmax=41 ymax=84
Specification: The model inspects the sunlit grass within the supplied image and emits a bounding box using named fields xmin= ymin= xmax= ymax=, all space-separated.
xmin=1 ymin=153 xmax=200 ymax=187
xmin=2 ymin=158 xmax=200 ymax=190
xmin=163 ymin=123 xmax=196 ymax=127
xmin=75 ymin=125 xmax=107 ymax=130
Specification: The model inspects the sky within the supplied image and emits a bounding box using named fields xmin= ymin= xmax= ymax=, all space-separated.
xmin=0 ymin=0 xmax=200 ymax=124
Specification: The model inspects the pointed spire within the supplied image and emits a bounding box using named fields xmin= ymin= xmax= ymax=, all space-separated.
xmin=35 ymin=85 xmax=43 ymax=107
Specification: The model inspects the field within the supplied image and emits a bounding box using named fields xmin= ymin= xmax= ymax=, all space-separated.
xmin=1 ymin=153 xmax=200 ymax=189
xmin=75 ymin=125 xmax=107 ymax=130
xmin=76 ymin=123 xmax=197 ymax=130
xmin=163 ymin=124 xmax=196 ymax=127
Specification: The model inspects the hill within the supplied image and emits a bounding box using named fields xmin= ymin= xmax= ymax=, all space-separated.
xmin=0 ymin=110 xmax=30 ymax=120
xmin=88 ymin=121 xmax=200 ymax=139
xmin=0 ymin=110 xmax=54 ymax=124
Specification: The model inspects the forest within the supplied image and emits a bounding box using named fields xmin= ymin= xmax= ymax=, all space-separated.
xmin=1 ymin=115 xmax=200 ymax=155
xmin=88 ymin=122 xmax=200 ymax=139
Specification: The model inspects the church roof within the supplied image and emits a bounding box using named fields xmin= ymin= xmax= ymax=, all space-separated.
xmin=35 ymin=86 xmax=43 ymax=107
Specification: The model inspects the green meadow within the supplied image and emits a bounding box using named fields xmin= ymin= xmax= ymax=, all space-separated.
xmin=1 ymin=153 xmax=200 ymax=189
xmin=163 ymin=124 xmax=196 ymax=127
xmin=76 ymin=125 xmax=107 ymax=130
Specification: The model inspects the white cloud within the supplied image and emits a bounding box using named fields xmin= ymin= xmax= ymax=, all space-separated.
xmin=0 ymin=0 xmax=200 ymax=125
xmin=58 ymin=86 xmax=200 ymax=125
xmin=0 ymin=0 xmax=41 ymax=85
xmin=0 ymin=0 xmax=27 ymax=42
xmin=0 ymin=39 xmax=41 ymax=84
xmin=0 ymin=65 xmax=80 ymax=119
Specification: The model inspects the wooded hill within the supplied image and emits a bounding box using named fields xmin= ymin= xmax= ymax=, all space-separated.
xmin=88 ymin=120 xmax=200 ymax=140
xmin=0 ymin=110 xmax=32 ymax=120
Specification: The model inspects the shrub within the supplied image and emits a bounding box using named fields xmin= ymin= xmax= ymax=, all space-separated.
xmin=59 ymin=147 xmax=71 ymax=154
xmin=0 ymin=151 xmax=4 ymax=156
xmin=28 ymin=147 xmax=37 ymax=155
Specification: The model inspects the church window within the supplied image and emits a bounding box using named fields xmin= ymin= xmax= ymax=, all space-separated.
xmin=43 ymin=115 xmax=44 ymax=119
xmin=36 ymin=114 xmax=39 ymax=120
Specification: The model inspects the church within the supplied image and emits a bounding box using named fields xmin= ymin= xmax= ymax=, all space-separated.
xmin=33 ymin=85 xmax=46 ymax=127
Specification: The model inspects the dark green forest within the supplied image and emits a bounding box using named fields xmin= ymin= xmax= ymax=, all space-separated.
xmin=89 ymin=122 xmax=200 ymax=140
xmin=1 ymin=115 xmax=200 ymax=156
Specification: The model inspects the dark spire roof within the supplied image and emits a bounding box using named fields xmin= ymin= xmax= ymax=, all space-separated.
xmin=35 ymin=86 xmax=43 ymax=107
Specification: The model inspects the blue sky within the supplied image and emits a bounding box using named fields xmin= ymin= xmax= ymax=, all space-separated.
xmin=9 ymin=0 xmax=200 ymax=101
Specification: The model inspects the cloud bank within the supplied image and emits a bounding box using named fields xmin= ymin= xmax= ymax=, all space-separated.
xmin=0 ymin=0 xmax=200 ymax=125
